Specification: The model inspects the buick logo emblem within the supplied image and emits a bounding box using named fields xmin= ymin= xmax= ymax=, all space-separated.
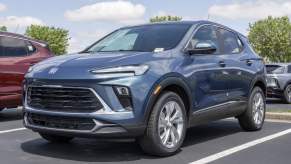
xmin=48 ymin=67 xmax=58 ymax=75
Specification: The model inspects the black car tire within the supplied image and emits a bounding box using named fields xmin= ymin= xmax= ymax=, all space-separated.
xmin=283 ymin=84 xmax=291 ymax=104
xmin=138 ymin=91 xmax=187 ymax=156
xmin=238 ymin=87 xmax=266 ymax=131
xmin=39 ymin=133 xmax=74 ymax=143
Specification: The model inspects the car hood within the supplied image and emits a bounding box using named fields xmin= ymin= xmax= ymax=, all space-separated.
xmin=26 ymin=51 xmax=167 ymax=79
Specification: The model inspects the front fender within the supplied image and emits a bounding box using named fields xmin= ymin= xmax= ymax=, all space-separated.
xmin=142 ymin=73 xmax=193 ymax=126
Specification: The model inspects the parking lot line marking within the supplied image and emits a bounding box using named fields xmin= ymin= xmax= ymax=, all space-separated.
xmin=189 ymin=128 xmax=291 ymax=164
xmin=0 ymin=128 xmax=26 ymax=134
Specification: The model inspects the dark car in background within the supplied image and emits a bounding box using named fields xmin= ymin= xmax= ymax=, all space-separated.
xmin=266 ymin=63 xmax=291 ymax=104
xmin=23 ymin=21 xmax=266 ymax=156
xmin=0 ymin=32 xmax=53 ymax=111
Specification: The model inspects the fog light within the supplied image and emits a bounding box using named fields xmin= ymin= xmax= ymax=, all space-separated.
xmin=113 ymin=86 xmax=133 ymax=111
xmin=116 ymin=86 xmax=130 ymax=96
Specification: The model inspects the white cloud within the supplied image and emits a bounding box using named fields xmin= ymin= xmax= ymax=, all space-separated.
xmin=208 ymin=0 xmax=291 ymax=20
xmin=68 ymin=30 xmax=110 ymax=53
xmin=0 ymin=16 xmax=44 ymax=28
xmin=64 ymin=0 xmax=146 ymax=24
xmin=0 ymin=3 xmax=6 ymax=12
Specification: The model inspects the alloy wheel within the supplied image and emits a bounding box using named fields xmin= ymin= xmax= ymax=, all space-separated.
xmin=158 ymin=101 xmax=184 ymax=149
xmin=252 ymin=92 xmax=265 ymax=125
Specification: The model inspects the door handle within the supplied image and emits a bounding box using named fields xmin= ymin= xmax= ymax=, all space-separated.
xmin=246 ymin=60 xmax=253 ymax=66
xmin=218 ymin=61 xmax=226 ymax=67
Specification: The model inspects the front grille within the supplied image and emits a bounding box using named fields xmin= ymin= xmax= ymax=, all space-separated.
xmin=27 ymin=113 xmax=96 ymax=131
xmin=27 ymin=86 xmax=103 ymax=113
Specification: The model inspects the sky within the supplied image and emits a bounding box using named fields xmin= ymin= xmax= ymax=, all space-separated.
xmin=0 ymin=0 xmax=291 ymax=53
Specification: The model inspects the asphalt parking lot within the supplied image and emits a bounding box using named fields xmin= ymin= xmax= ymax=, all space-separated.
xmin=0 ymin=108 xmax=291 ymax=164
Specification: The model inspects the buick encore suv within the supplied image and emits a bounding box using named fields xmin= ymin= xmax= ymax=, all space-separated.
xmin=0 ymin=32 xmax=53 ymax=111
xmin=23 ymin=21 xmax=266 ymax=156
xmin=266 ymin=63 xmax=291 ymax=103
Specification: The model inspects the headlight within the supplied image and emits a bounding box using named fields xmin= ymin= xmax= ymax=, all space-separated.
xmin=27 ymin=66 xmax=34 ymax=73
xmin=267 ymin=78 xmax=278 ymax=87
xmin=89 ymin=65 xmax=149 ymax=78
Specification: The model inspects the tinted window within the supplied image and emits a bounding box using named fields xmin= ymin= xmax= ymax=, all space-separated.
xmin=219 ymin=29 xmax=241 ymax=54
xmin=189 ymin=25 xmax=220 ymax=54
xmin=0 ymin=36 xmax=28 ymax=57
xmin=288 ymin=65 xmax=291 ymax=73
xmin=266 ymin=65 xmax=285 ymax=74
xmin=87 ymin=24 xmax=191 ymax=52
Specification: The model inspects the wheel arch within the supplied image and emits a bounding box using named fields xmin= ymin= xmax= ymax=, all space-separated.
xmin=250 ymin=75 xmax=267 ymax=97
xmin=143 ymin=74 xmax=193 ymax=126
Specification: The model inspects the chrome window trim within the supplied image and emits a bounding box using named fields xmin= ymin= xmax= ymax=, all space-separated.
xmin=183 ymin=23 xmax=245 ymax=54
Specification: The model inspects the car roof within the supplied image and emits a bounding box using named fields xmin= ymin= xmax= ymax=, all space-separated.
xmin=0 ymin=31 xmax=47 ymax=46
xmin=122 ymin=20 xmax=246 ymax=38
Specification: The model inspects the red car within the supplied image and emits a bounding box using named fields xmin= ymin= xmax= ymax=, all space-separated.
xmin=0 ymin=32 xmax=53 ymax=111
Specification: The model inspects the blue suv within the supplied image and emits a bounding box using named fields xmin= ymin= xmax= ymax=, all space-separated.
xmin=23 ymin=21 xmax=266 ymax=156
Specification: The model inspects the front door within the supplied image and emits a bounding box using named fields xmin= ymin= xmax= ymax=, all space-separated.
xmin=186 ymin=25 xmax=230 ymax=113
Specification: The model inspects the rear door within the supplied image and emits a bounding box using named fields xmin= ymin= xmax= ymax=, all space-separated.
xmin=0 ymin=36 xmax=36 ymax=107
xmin=217 ymin=28 xmax=253 ymax=108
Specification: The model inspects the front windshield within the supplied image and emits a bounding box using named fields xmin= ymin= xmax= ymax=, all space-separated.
xmin=86 ymin=24 xmax=191 ymax=53
xmin=266 ymin=65 xmax=285 ymax=74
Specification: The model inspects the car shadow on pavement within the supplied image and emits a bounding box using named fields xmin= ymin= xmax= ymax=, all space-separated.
xmin=21 ymin=120 xmax=242 ymax=162
xmin=0 ymin=108 xmax=23 ymax=122
xmin=266 ymin=98 xmax=284 ymax=104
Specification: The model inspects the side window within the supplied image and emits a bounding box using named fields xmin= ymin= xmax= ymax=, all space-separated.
xmin=0 ymin=36 xmax=28 ymax=57
xmin=219 ymin=28 xmax=241 ymax=54
xmin=26 ymin=42 xmax=37 ymax=54
xmin=288 ymin=65 xmax=291 ymax=73
xmin=189 ymin=25 xmax=220 ymax=54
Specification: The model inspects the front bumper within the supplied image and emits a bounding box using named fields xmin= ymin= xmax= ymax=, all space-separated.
xmin=267 ymin=87 xmax=283 ymax=98
xmin=23 ymin=111 xmax=145 ymax=138
xmin=22 ymin=78 xmax=153 ymax=138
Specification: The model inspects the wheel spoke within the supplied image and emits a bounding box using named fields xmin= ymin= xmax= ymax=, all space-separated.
xmin=158 ymin=100 xmax=184 ymax=148
xmin=162 ymin=129 xmax=171 ymax=145
xmin=172 ymin=126 xmax=180 ymax=141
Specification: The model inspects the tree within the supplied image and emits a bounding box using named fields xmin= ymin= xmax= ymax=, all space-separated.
xmin=150 ymin=15 xmax=182 ymax=23
xmin=25 ymin=25 xmax=69 ymax=55
xmin=0 ymin=26 xmax=7 ymax=32
xmin=248 ymin=16 xmax=291 ymax=62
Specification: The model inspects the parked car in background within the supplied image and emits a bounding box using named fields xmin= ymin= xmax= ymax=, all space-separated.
xmin=266 ymin=63 xmax=291 ymax=104
xmin=0 ymin=32 xmax=53 ymax=111
xmin=23 ymin=21 xmax=266 ymax=156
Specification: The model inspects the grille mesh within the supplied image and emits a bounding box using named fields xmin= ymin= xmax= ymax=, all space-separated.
xmin=27 ymin=113 xmax=95 ymax=131
xmin=27 ymin=87 xmax=103 ymax=113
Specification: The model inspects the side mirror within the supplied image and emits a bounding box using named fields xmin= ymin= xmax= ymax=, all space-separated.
xmin=187 ymin=41 xmax=217 ymax=55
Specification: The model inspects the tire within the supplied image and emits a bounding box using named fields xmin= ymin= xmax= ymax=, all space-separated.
xmin=39 ymin=133 xmax=74 ymax=143
xmin=283 ymin=84 xmax=291 ymax=104
xmin=238 ymin=87 xmax=266 ymax=131
xmin=0 ymin=108 xmax=4 ymax=111
xmin=138 ymin=91 xmax=187 ymax=156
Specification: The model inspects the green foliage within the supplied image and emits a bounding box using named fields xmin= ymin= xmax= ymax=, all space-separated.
xmin=150 ymin=15 xmax=182 ymax=23
xmin=25 ymin=25 xmax=69 ymax=55
xmin=248 ymin=16 xmax=291 ymax=62
xmin=0 ymin=26 xmax=7 ymax=32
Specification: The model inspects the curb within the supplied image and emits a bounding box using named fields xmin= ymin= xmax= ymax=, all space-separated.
xmin=266 ymin=112 xmax=291 ymax=121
